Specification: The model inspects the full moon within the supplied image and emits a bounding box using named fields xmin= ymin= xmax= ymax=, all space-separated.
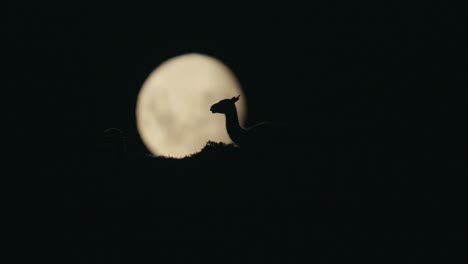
xmin=136 ymin=53 xmax=247 ymax=158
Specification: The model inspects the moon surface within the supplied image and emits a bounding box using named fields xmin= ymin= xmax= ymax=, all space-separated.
xmin=136 ymin=53 xmax=247 ymax=158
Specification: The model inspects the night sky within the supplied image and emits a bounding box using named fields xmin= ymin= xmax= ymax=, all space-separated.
xmin=9 ymin=3 xmax=464 ymax=152
xmin=8 ymin=2 xmax=466 ymax=263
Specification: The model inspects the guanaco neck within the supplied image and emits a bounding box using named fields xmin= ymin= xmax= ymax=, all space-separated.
xmin=224 ymin=106 xmax=245 ymax=142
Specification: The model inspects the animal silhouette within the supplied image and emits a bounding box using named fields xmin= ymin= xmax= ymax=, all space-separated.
xmin=210 ymin=95 xmax=286 ymax=150
xmin=100 ymin=128 xmax=127 ymax=159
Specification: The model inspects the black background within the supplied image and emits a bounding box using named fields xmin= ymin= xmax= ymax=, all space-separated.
xmin=7 ymin=2 xmax=466 ymax=263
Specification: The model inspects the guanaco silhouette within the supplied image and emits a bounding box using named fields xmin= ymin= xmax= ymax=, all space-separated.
xmin=210 ymin=95 xmax=288 ymax=150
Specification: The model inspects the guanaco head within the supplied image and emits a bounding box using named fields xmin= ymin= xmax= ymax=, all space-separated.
xmin=210 ymin=95 xmax=240 ymax=114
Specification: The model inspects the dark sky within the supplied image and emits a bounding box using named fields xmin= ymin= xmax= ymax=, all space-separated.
xmin=8 ymin=2 xmax=466 ymax=262
xmin=7 ymin=3 xmax=466 ymax=183
xmin=8 ymin=3 xmax=464 ymax=157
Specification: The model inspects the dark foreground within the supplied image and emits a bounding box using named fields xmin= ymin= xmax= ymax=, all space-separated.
xmin=61 ymin=140 xmax=464 ymax=264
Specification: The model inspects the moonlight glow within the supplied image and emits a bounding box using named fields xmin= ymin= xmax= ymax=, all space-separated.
xmin=136 ymin=53 xmax=247 ymax=158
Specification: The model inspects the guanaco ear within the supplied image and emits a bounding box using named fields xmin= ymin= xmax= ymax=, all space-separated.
xmin=231 ymin=95 xmax=240 ymax=102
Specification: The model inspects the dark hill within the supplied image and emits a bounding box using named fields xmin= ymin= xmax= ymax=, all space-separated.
xmin=61 ymin=138 xmax=464 ymax=263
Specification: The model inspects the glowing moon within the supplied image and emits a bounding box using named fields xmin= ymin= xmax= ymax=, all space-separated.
xmin=136 ymin=53 xmax=247 ymax=158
